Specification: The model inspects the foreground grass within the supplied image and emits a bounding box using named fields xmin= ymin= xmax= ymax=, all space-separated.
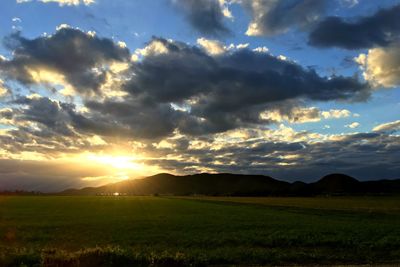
xmin=176 ymin=196 xmax=400 ymax=213
xmin=1 ymin=196 xmax=400 ymax=266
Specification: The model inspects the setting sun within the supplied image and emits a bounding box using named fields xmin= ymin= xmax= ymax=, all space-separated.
xmin=85 ymin=154 xmax=142 ymax=171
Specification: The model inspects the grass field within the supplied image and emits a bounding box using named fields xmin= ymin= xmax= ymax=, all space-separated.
xmin=1 ymin=196 xmax=400 ymax=266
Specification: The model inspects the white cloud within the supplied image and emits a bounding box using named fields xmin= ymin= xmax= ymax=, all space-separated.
xmin=197 ymin=38 xmax=226 ymax=55
xmin=236 ymin=43 xmax=249 ymax=49
xmin=345 ymin=122 xmax=360 ymax=129
xmin=219 ymin=0 xmax=234 ymax=19
xmin=355 ymin=43 xmax=400 ymax=87
xmin=87 ymin=30 xmax=96 ymax=37
xmin=135 ymin=39 xmax=169 ymax=58
xmin=260 ymin=108 xmax=353 ymax=124
xmin=197 ymin=38 xmax=249 ymax=56
xmin=277 ymin=55 xmax=288 ymax=61
xmin=56 ymin=24 xmax=71 ymax=31
xmin=117 ymin=41 xmax=127 ymax=49
xmin=253 ymin=46 xmax=269 ymax=53
xmin=260 ymin=107 xmax=319 ymax=123
xmin=373 ymin=120 xmax=400 ymax=133
xmin=321 ymin=109 xmax=351 ymax=119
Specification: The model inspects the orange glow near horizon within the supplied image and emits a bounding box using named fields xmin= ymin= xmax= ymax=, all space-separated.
xmin=76 ymin=153 xmax=161 ymax=182
xmin=0 ymin=149 xmax=165 ymax=186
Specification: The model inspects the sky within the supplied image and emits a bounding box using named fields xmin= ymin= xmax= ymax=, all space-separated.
xmin=0 ymin=0 xmax=399 ymax=191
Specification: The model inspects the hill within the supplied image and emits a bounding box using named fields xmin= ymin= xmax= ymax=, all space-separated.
xmin=310 ymin=173 xmax=361 ymax=194
xmin=61 ymin=173 xmax=291 ymax=196
xmin=60 ymin=173 xmax=400 ymax=196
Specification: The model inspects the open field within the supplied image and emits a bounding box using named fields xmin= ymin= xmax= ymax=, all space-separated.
xmin=1 ymin=196 xmax=400 ymax=266
xmin=176 ymin=196 xmax=400 ymax=213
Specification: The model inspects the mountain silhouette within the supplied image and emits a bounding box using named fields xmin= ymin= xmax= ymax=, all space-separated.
xmin=60 ymin=173 xmax=400 ymax=196
xmin=311 ymin=173 xmax=361 ymax=194
xmin=62 ymin=173 xmax=290 ymax=196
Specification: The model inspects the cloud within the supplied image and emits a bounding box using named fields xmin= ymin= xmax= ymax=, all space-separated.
xmin=0 ymin=108 xmax=14 ymax=126
xmin=1 ymin=97 xmax=400 ymax=188
xmin=259 ymin=108 xmax=353 ymax=124
xmin=0 ymin=79 xmax=9 ymax=97
xmin=253 ymin=46 xmax=269 ymax=53
xmin=373 ymin=120 xmax=400 ymax=133
xmin=197 ymin=37 xmax=226 ymax=55
xmin=12 ymin=96 xmax=76 ymax=136
xmin=260 ymin=107 xmax=352 ymax=124
xmin=147 ymin=129 xmax=400 ymax=181
xmin=243 ymin=0 xmax=327 ymax=36
xmin=4 ymin=128 xmax=398 ymax=189
xmin=173 ymin=0 xmax=328 ymax=37
xmin=123 ymin=37 xmax=369 ymax=135
xmin=134 ymin=39 xmax=170 ymax=58
xmin=309 ymin=4 xmax=400 ymax=49
xmin=354 ymin=43 xmax=400 ymax=87
xmin=0 ymin=103 xmax=103 ymax=161
xmin=0 ymin=32 xmax=371 ymax=142
xmin=345 ymin=122 xmax=360 ymax=129
xmin=4 ymin=95 xmax=178 ymax=140
xmin=321 ymin=109 xmax=351 ymax=119
xmin=197 ymin=37 xmax=249 ymax=55
xmin=0 ymin=27 xmax=130 ymax=95
xmin=172 ymin=0 xmax=231 ymax=37
xmin=260 ymin=107 xmax=321 ymax=123
xmin=12 ymin=17 xmax=22 ymax=23
xmin=16 ymin=0 xmax=95 ymax=6
xmin=0 ymin=33 xmax=380 ymax=187
xmin=75 ymin=99 xmax=183 ymax=139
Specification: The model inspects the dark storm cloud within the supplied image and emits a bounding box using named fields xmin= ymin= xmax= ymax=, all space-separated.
xmin=309 ymin=4 xmax=400 ymax=49
xmin=9 ymin=95 xmax=180 ymax=140
xmin=173 ymin=0 xmax=328 ymax=37
xmin=0 ymin=96 xmax=111 ymax=156
xmin=74 ymin=99 xmax=183 ymax=139
xmin=0 ymin=108 xmax=13 ymax=120
xmin=173 ymin=0 xmax=231 ymax=37
xmin=13 ymin=96 xmax=74 ymax=136
xmin=8 ymin=96 xmax=144 ymax=140
xmin=0 ymin=34 xmax=370 ymax=140
xmin=242 ymin=0 xmax=328 ymax=36
xmin=125 ymin=38 xmax=369 ymax=135
xmin=0 ymin=28 xmax=130 ymax=94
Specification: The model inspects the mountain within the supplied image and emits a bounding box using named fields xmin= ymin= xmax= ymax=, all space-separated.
xmin=311 ymin=173 xmax=361 ymax=194
xmin=61 ymin=173 xmax=291 ymax=196
xmin=59 ymin=173 xmax=400 ymax=196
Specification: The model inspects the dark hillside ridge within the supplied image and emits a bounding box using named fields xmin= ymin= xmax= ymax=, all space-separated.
xmin=311 ymin=173 xmax=361 ymax=194
xmin=59 ymin=173 xmax=400 ymax=196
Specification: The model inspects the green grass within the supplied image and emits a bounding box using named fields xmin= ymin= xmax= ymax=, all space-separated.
xmin=1 ymin=196 xmax=400 ymax=266
xmin=177 ymin=196 xmax=400 ymax=212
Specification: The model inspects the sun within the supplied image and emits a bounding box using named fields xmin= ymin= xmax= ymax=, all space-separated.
xmin=87 ymin=155 xmax=141 ymax=170
xmin=77 ymin=153 xmax=155 ymax=181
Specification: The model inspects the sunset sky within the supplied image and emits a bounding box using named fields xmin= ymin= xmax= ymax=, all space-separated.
xmin=0 ymin=0 xmax=399 ymax=191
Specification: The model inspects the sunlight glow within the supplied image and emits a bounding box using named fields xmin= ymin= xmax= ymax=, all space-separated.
xmin=77 ymin=153 xmax=162 ymax=182
xmin=86 ymin=154 xmax=140 ymax=170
